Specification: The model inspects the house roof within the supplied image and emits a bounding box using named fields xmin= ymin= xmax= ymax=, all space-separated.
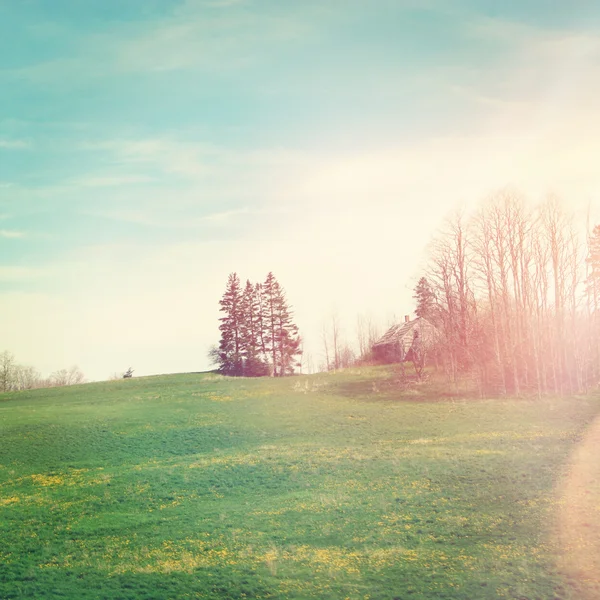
xmin=373 ymin=317 xmax=435 ymax=348
xmin=373 ymin=318 xmax=422 ymax=348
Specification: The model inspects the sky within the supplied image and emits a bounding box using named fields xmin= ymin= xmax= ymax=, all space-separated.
xmin=1 ymin=0 xmax=600 ymax=380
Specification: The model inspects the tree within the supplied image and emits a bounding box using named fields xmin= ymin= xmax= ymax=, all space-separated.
xmin=322 ymin=312 xmax=358 ymax=370
xmin=262 ymin=272 xmax=280 ymax=375
xmin=0 ymin=351 xmax=83 ymax=391
xmin=321 ymin=323 xmax=331 ymax=371
xmin=330 ymin=311 xmax=341 ymax=370
xmin=273 ymin=290 xmax=302 ymax=376
xmin=586 ymin=224 xmax=600 ymax=314
xmin=217 ymin=272 xmax=244 ymax=376
xmin=50 ymin=365 xmax=85 ymax=387
xmin=426 ymin=210 xmax=475 ymax=379
xmin=0 ymin=351 xmax=16 ymax=391
xmin=585 ymin=224 xmax=600 ymax=387
xmin=214 ymin=272 xmax=301 ymax=377
xmin=356 ymin=314 xmax=368 ymax=359
xmin=261 ymin=272 xmax=302 ymax=376
xmin=12 ymin=365 xmax=41 ymax=390
xmin=240 ymin=280 xmax=269 ymax=376
xmin=413 ymin=277 xmax=436 ymax=320
xmin=254 ymin=283 xmax=268 ymax=362
xmin=419 ymin=190 xmax=599 ymax=395
xmin=321 ymin=311 xmax=341 ymax=370
xmin=207 ymin=344 xmax=221 ymax=369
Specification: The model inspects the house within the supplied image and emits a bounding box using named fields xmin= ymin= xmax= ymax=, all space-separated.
xmin=372 ymin=315 xmax=437 ymax=364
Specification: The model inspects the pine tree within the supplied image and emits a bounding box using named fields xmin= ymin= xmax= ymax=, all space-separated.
xmin=215 ymin=272 xmax=300 ymax=377
xmin=262 ymin=272 xmax=280 ymax=375
xmin=240 ymin=280 xmax=269 ymax=377
xmin=274 ymin=290 xmax=302 ymax=376
xmin=261 ymin=272 xmax=302 ymax=376
xmin=217 ymin=273 xmax=244 ymax=375
xmin=413 ymin=276 xmax=437 ymax=321
xmin=254 ymin=282 xmax=268 ymax=361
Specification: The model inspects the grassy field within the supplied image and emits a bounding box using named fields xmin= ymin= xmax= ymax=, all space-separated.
xmin=1 ymin=367 xmax=599 ymax=599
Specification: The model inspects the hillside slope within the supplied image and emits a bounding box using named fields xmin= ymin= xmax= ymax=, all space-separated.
xmin=1 ymin=368 xmax=599 ymax=599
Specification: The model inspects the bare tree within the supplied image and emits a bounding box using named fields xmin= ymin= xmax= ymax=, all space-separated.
xmin=50 ymin=365 xmax=85 ymax=387
xmin=331 ymin=312 xmax=341 ymax=370
xmin=356 ymin=314 xmax=368 ymax=359
xmin=321 ymin=323 xmax=331 ymax=372
xmin=421 ymin=190 xmax=594 ymax=396
xmin=12 ymin=365 xmax=42 ymax=390
xmin=426 ymin=210 xmax=475 ymax=381
xmin=321 ymin=311 xmax=341 ymax=371
xmin=0 ymin=351 xmax=16 ymax=392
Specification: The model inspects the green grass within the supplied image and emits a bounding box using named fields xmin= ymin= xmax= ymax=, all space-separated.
xmin=1 ymin=367 xmax=599 ymax=599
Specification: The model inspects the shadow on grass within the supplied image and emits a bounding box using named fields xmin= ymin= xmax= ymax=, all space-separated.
xmin=0 ymin=564 xmax=273 ymax=600
xmin=0 ymin=422 xmax=262 ymax=471
xmin=329 ymin=369 xmax=479 ymax=403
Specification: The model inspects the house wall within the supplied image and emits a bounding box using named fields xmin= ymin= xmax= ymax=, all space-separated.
xmin=371 ymin=318 xmax=439 ymax=365
xmin=373 ymin=342 xmax=404 ymax=364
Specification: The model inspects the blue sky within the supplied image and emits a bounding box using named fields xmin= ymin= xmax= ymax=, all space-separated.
xmin=1 ymin=0 xmax=600 ymax=379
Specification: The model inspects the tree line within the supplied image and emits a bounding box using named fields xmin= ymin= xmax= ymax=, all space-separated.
xmin=319 ymin=312 xmax=383 ymax=372
xmin=212 ymin=272 xmax=302 ymax=377
xmin=0 ymin=351 xmax=85 ymax=392
xmin=416 ymin=189 xmax=600 ymax=395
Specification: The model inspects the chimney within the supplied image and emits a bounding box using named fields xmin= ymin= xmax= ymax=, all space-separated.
xmin=404 ymin=315 xmax=410 ymax=323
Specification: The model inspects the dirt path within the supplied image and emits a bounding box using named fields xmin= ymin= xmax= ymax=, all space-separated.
xmin=556 ymin=414 xmax=600 ymax=599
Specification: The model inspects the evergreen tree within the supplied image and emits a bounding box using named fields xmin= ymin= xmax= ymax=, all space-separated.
xmin=261 ymin=272 xmax=302 ymax=376
xmin=254 ymin=282 xmax=268 ymax=361
xmin=215 ymin=272 xmax=300 ymax=377
xmin=262 ymin=272 xmax=280 ymax=375
xmin=274 ymin=289 xmax=302 ymax=375
xmin=217 ymin=273 xmax=244 ymax=375
xmin=240 ymin=280 xmax=269 ymax=376
xmin=413 ymin=276 xmax=437 ymax=321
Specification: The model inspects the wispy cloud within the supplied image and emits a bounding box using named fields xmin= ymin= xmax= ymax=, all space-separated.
xmin=6 ymin=1 xmax=321 ymax=85
xmin=115 ymin=3 xmax=318 ymax=73
xmin=0 ymin=138 xmax=30 ymax=149
xmin=203 ymin=0 xmax=247 ymax=7
xmin=439 ymin=15 xmax=600 ymax=135
xmin=200 ymin=208 xmax=250 ymax=222
xmin=80 ymin=137 xmax=317 ymax=211
xmin=467 ymin=15 xmax=600 ymax=51
xmin=82 ymin=138 xmax=218 ymax=179
xmin=69 ymin=174 xmax=156 ymax=188
xmin=85 ymin=206 xmax=254 ymax=229
xmin=0 ymin=266 xmax=49 ymax=281
xmin=0 ymin=229 xmax=25 ymax=239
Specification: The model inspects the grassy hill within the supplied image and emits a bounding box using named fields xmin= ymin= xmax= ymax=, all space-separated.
xmin=1 ymin=367 xmax=599 ymax=599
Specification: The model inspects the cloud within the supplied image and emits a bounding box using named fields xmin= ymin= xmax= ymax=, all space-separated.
xmin=82 ymin=138 xmax=218 ymax=179
xmin=201 ymin=208 xmax=250 ymax=222
xmin=6 ymin=1 xmax=321 ymax=86
xmin=84 ymin=137 xmax=314 ymax=184
xmin=76 ymin=137 xmax=315 ymax=224
xmin=83 ymin=206 xmax=255 ymax=229
xmin=121 ymin=1 xmax=320 ymax=72
xmin=69 ymin=174 xmax=156 ymax=188
xmin=463 ymin=16 xmax=600 ymax=95
xmin=0 ymin=230 xmax=25 ymax=239
xmin=0 ymin=266 xmax=50 ymax=281
xmin=203 ymin=0 xmax=247 ymax=6
xmin=0 ymin=138 xmax=30 ymax=149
